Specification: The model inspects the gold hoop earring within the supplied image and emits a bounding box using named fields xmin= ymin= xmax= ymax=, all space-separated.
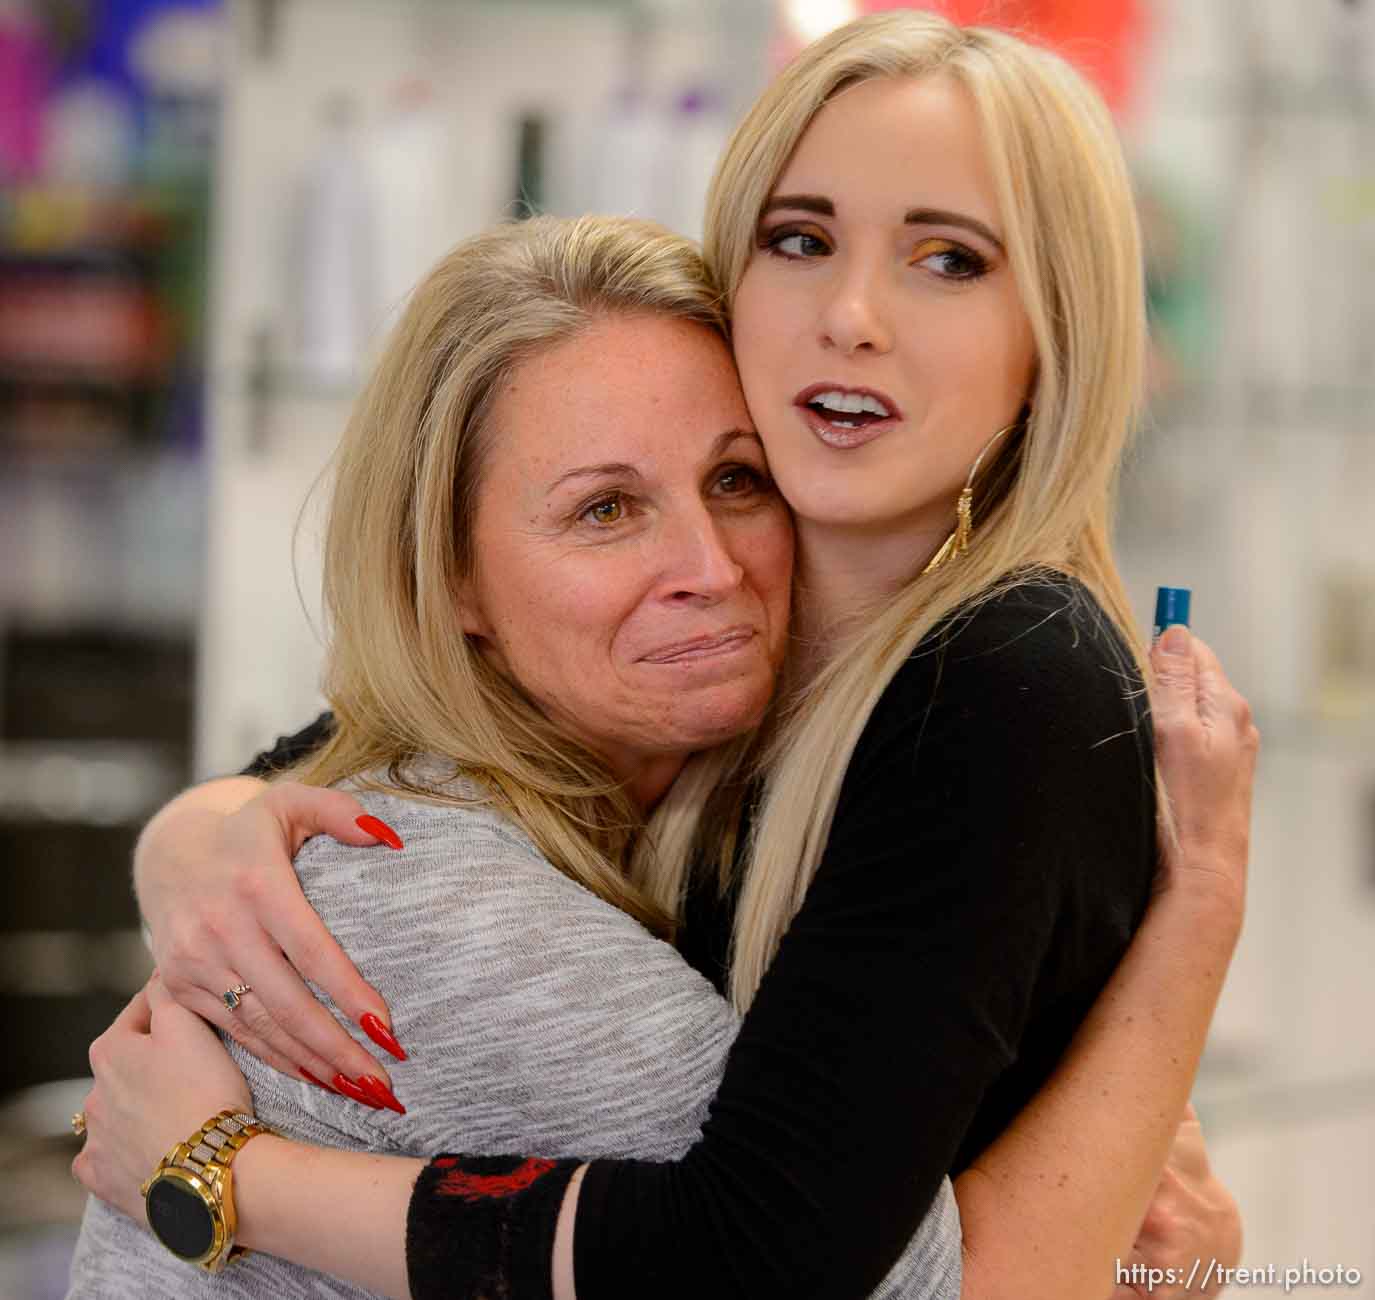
xmin=922 ymin=421 xmax=1019 ymax=576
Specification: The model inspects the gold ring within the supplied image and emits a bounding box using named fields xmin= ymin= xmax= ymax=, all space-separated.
xmin=222 ymin=983 xmax=252 ymax=1011
xmin=72 ymin=1111 xmax=86 ymax=1137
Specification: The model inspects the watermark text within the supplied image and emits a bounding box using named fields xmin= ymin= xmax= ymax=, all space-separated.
xmin=1115 ymin=1258 xmax=1363 ymax=1293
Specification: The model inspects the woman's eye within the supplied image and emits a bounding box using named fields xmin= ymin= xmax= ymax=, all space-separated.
xmin=716 ymin=466 xmax=762 ymax=496
xmin=581 ymin=495 xmax=625 ymax=525
xmin=912 ymin=239 xmax=989 ymax=281
xmin=762 ymin=228 xmax=830 ymax=259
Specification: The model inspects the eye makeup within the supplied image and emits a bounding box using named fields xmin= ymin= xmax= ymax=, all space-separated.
xmin=908 ymin=237 xmax=990 ymax=280
xmin=757 ymin=224 xmax=830 ymax=258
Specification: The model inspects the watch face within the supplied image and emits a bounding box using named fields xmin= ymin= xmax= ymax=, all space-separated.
xmin=147 ymin=1175 xmax=216 ymax=1260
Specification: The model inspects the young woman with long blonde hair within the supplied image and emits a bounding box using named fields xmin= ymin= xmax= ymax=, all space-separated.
xmin=76 ymin=13 xmax=1255 ymax=1300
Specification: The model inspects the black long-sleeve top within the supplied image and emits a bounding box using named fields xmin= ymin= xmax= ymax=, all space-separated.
xmin=248 ymin=573 xmax=1156 ymax=1298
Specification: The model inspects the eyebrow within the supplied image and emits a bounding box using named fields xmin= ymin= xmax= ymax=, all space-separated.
xmin=761 ymin=194 xmax=1005 ymax=253
xmin=545 ymin=428 xmax=762 ymax=494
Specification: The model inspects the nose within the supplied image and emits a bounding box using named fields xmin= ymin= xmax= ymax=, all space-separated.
xmin=818 ymin=257 xmax=893 ymax=356
xmin=658 ymin=505 xmax=746 ymax=604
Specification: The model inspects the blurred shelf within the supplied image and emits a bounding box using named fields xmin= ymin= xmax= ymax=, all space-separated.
xmin=0 ymin=629 xmax=195 ymax=748
xmin=0 ymin=422 xmax=177 ymax=460
xmin=1195 ymin=1068 xmax=1375 ymax=1138
xmin=0 ymin=182 xmax=190 ymax=254
xmin=0 ymin=457 xmax=205 ymax=630
xmin=0 ymin=741 xmax=185 ymax=827
xmin=0 ymin=365 xmax=168 ymax=394
xmin=0 ymin=931 xmax=152 ymax=998
xmin=0 ymin=439 xmax=201 ymax=478
xmin=0 ymin=991 xmax=142 ymax=1097
xmin=0 ymin=248 xmax=164 ymax=277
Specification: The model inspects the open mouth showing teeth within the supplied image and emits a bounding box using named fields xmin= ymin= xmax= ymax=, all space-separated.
xmin=806 ymin=390 xmax=892 ymax=429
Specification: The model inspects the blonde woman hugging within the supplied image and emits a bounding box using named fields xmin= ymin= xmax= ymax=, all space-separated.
xmin=73 ymin=13 xmax=1254 ymax=1300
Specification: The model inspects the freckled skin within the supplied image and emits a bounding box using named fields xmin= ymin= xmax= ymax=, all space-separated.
xmin=732 ymin=73 xmax=1038 ymax=551
xmin=461 ymin=314 xmax=794 ymax=806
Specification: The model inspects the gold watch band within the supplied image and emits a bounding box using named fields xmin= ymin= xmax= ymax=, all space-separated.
xmin=178 ymin=1110 xmax=271 ymax=1184
xmin=140 ymin=1109 xmax=271 ymax=1196
xmin=141 ymin=1109 xmax=275 ymax=1270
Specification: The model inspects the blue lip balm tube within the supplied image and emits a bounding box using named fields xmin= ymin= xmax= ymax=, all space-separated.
xmin=1153 ymin=586 xmax=1191 ymax=642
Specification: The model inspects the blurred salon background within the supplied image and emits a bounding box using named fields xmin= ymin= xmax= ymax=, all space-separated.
xmin=0 ymin=0 xmax=1371 ymax=1294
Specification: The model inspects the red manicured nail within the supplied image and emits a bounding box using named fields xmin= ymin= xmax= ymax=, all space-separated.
xmin=361 ymin=1013 xmax=407 ymax=1062
xmin=333 ymin=1074 xmax=384 ymax=1109
xmin=356 ymin=815 xmax=404 ymax=851
xmin=300 ymin=1068 xmax=334 ymax=1093
xmin=358 ymin=1075 xmax=406 ymax=1115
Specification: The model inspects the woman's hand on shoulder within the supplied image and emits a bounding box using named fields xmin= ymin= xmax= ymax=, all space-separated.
xmin=1112 ymin=1104 xmax=1241 ymax=1298
xmin=137 ymin=779 xmax=407 ymax=1098
xmin=1148 ymin=627 xmax=1259 ymax=924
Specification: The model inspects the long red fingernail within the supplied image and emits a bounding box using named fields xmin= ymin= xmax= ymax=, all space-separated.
xmin=358 ymin=1075 xmax=406 ymax=1115
xmin=333 ymin=1074 xmax=384 ymax=1109
xmin=361 ymin=1013 xmax=408 ymax=1062
xmin=356 ymin=815 xmax=404 ymax=851
xmin=300 ymin=1068 xmax=335 ymax=1093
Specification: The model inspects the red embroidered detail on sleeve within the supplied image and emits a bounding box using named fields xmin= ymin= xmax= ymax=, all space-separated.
xmin=435 ymin=1157 xmax=560 ymax=1203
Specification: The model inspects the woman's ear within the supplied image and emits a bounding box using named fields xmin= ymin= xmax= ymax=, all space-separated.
xmin=456 ymin=575 xmax=492 ymax=639
xmin=457 ymin=580 xmax=510 ymax=677
xmin=457 ymin=596 xmax=491 ymax=639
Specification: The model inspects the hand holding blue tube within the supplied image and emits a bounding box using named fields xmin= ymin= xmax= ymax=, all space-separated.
xmin=1153 ymin=586 xmax=1192 ymax=643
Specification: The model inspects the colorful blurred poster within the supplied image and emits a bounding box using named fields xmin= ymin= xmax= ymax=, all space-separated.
xmin=0 ymin=0 xmax=222 ymax=187
xmin=0 ymin=0 xmax=223 ymax=455
xmin=859 ymin=0 xmax=1150 ymax=118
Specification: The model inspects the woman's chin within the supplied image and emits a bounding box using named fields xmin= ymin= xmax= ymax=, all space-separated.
xmin=655 ymin=676 xmax=773 ymax=752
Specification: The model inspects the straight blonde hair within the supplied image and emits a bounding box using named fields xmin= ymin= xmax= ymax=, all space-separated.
xmin=290 ymin=215 xmax=731 ymax=940
xmin=640 ymin=12 xmax=1151 ymax=1008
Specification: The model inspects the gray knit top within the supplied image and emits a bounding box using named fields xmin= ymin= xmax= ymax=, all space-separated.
xmin=66 ymin=766 xmax=961 ymax=1299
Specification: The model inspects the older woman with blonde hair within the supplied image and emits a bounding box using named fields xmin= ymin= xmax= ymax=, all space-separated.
xmin=76 ymin=11 xmax=1254 ymax=1300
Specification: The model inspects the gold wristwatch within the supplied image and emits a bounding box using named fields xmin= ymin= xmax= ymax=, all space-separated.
xmin=140 ymin=1109 xmax=274 ymax=1272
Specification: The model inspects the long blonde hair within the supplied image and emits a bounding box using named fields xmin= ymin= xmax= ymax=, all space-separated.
xmin=643 ymin=11 xmax=1150 ymax=1007
xmin=292 ymin=215 xmax=730 ymax=939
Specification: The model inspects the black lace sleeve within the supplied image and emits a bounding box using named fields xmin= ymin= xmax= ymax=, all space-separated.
xmin=240 ymin=712 xmax=336 ymax=777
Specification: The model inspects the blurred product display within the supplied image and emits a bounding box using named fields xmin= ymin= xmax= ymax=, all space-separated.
xmin=0 ymin=191 xmax=182 ymax=453
xmin=368 ymin=79 xmax=454 ymax=322
xmin=1 ymin=1 xmax=218 ymax=1294
xmin=292 ymin=97 xmax=377 ymax=386
xmin=585 ymin=79 xmax=734 ymax=238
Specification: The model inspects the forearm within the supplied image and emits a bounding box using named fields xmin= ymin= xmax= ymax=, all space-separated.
xmin=955 ymin=888 xmax=1242 ymax=1300
xmin=552 ymin=1166 xmax=587 ymax=1300
xmin=132 ymin=776 xmax=266 ymax=909
xmin=233 ymin=1136 xmax=422 ymax=1298
xmin=233 ymin=1137 xmax=589 ymax=1300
